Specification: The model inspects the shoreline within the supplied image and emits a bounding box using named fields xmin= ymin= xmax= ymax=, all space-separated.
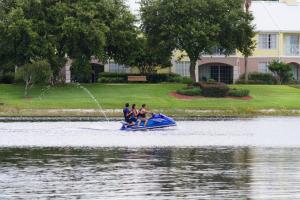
xmin=1 ymin=108 xmax=300 ymax=122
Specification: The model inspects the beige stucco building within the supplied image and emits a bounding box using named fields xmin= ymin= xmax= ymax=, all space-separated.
xmin=171 ymin=0 xmax=300 ymax=83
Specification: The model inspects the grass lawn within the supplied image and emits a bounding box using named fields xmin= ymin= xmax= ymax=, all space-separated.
xmin=1 ymin=83 xmax=300 ymax=116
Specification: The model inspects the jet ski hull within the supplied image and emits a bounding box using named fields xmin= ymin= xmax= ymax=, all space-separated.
xmin=120 ymin=114 xmax=176 ymax=131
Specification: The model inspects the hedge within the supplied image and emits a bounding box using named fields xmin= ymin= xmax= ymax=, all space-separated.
xmin=237 ymin=72 xmax=277 ymax=84
xmin=228 ymin=88 xmax=250 ymax=97
xmin=98 ymin=72 xmax=191 ymax=83
xmin=0 ymin=72 xmax=15 ymax=84
xmin=197 ymin=82 xmax=229 ymax=97
xmin=177 ymin=87 xmax=202 ymax=96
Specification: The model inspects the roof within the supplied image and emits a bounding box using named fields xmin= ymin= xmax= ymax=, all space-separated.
xmin=250 ymin=1 xmax=300 ymax=32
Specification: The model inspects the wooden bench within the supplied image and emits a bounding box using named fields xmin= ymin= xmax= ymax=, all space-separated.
xmin=128 ymin=76 xmax=147 ymax=82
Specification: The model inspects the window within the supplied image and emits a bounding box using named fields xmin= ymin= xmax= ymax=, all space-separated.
xmin=108 ymin=62 xmax=127 ymax=73
xmin=285 ymin=35 xmax=299 ymax=56
xmin=174 ymin=61 xmax=190 ymax=77
xmin=258 ymin=34 xmax=277 ymax=49
xmin=258 ymin=62 xmax=270 ymax=73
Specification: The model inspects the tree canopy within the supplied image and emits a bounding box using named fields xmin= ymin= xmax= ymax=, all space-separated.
xmin=0 ymin=0 xmax=138 ymax=80
xmin=140 ymin=0 xmax=255 ymax=80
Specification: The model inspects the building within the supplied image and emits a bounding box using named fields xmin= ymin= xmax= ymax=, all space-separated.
xmin=172 ymin=0 xmax=300 ymax=83
xmin=63 ymin=0 xmax=300 ymax=84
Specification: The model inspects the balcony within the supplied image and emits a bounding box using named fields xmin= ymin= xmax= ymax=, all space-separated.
xmin=203 ymin=47 xmax=236 ymax=56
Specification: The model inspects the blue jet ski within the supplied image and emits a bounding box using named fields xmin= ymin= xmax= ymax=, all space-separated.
xmin=121 ymin=114 xmax=176 ymax=131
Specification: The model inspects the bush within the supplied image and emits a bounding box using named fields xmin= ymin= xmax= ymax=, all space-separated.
xmin=180 ymin=77 xmax=194 ymax=84
xmin=228 ymin=88 xmax=250 ymax=97
xmin=268 ymin=60 xmax=293 ymax=84
xmin=0 ymin=72 xmax=15 ymax=83
xmin=199 ymin=82 xmax=229 ymax=97
xmin=15 ymin=60 xmax=52 ymax=96
xmin=147 ymin=73 xmax=182 ymax=83
xmin=98 ymin=77 xmax=126 ymax=83
xmin=177 ymin=87 xmax=202 ymax=96
xmin=237 ymin=72 xmax=276 ymax=84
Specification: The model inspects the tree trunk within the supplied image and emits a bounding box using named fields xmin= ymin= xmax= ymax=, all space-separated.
xmin=24 ymin=81 xmax=29 ymax=97
xmin=189 ymin=59 xmax=197 ymax=82
xmin=244 ymin=56 xmax=249 ymax=83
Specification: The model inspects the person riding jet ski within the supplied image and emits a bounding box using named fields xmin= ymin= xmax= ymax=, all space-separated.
xmin=137 ymin=104 xmax=153 ymax=127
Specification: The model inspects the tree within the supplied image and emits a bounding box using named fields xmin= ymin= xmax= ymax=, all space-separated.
xmin=268 ymin=60 xmax=292 ymax=85
xmin=239 ymin=0 xmax=256 ymax=83
xmin=15 ymin=60 xmax=52 ymax=97
xmin=130 ymin=36 xmax=172 ymax=74
xmin=0 ymin=0 xmax=138 ymax=83
xmin=141 ymin=0 xmax=255 ymax=81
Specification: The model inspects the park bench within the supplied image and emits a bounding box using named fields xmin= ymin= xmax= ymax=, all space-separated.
xmin=128 ymin=76 xmax=147 ymax=82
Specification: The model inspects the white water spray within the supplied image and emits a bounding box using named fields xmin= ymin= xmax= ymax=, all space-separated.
xmin=75 ymin=83 xmax=109 ymax=122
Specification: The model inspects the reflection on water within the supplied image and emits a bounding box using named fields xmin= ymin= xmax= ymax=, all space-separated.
xmin=1 ymin=147 xmax=300 ymax=199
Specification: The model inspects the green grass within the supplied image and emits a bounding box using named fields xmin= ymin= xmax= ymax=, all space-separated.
xmin=1 ymin=83 xmax=300 ymax=116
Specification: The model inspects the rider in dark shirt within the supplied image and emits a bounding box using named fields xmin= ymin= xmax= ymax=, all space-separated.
xmin=123 ymin=103 xmax=131 ymax=123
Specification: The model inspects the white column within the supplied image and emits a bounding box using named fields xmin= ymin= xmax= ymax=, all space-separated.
xmin=65 ymin=58 xmax=72 ymax=84
xmin=233 ymin=65 xmax=239 ymax=83
xmin=195 ymin=61 xmax=199 ymax=82
xmin=104 ymin=60 xmax=110 ymax=72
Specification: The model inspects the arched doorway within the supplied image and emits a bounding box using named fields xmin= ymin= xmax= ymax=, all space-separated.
xmin=199 ymin=63 xmax=234 ymax=84
xmin=289 ymin=62 xmax=300 ymax=81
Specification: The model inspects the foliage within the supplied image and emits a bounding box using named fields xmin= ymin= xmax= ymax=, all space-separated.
xmin=15 ymin=60 xmax=52 ymax=96
xmin=180 ymin=77 xmax=195 ymax=84
xmin=97 ymin=72 xmax=183 ymax=83
xmin=177 ymin=87 xmax=202 ymax=96
xmin=237 ymin=72 xmax=277 ymax=84
xmin=128 ymin=36 xmax=172 ymax=74
xmin=238 ymin=1 xmax=257 ymax=82
xmin=228 ymin=88 xmax=250 ymax=97
xmin=199 ymin=82 xmax=230 ymax=97
xmin=140 ymin=0 xmax=254 ymax=80
xmin=70 ymin=57 xmax=93 ymax=83
xmin=268 ymin=60 xmax=293 ymax=84
xmin=0 ymin=72 xmax=15 ymax=84
xmin=0 ymin=0 xmax=137 ymax=82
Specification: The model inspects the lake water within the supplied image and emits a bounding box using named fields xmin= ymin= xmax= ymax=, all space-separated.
xmin=1 ymin=117 xmax=300 ymax=199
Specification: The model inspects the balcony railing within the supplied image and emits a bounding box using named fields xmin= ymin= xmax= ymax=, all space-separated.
xmin=203 ymin=47 xmax=236 ymax=56
xmin=285 ymin=45 xmax=300 ymax=56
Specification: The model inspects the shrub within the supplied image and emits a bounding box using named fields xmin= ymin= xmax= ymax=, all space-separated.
xmin=207 ymin=79 xmax=216 ymax=84
xmin=99 ymin=72 xmax=128 ymax=78
xmin=237 ymin=72 xmax=276 ymax=84
xmin=147 ymin=73 xmax=181 ymax=83
xmin=180 ymin=77 xmax=194 ymax=84
xmin=268 ymin=60 xmax=293 ymax=84
xmin=15 ymin=60 xmax=52 ymax=96
xmin=177 ymin=87 xmax=202 ymax=96
xmin=228 ymin=88 xmax=250 ymax=97
xmin=0 ymin=72 xmax=15 ymax=83
xmin=199 ymin=82 xmax=229 ymax=97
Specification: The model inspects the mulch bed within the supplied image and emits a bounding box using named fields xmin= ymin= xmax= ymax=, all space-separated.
xmin=170 ymin=92 xmax=253 ymax=101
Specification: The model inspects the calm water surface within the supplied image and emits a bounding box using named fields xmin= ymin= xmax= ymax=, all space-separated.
xmin=1 ymin=118 xmax=300 ymax=199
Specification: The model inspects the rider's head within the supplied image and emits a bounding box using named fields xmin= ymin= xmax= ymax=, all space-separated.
xmin=132 ymin=104 xmax=136 ymax=109
xmin=125 ymin=103 xmax=129 ymax=108
xmin=142 ymin=104 xmax=146 ymax=108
